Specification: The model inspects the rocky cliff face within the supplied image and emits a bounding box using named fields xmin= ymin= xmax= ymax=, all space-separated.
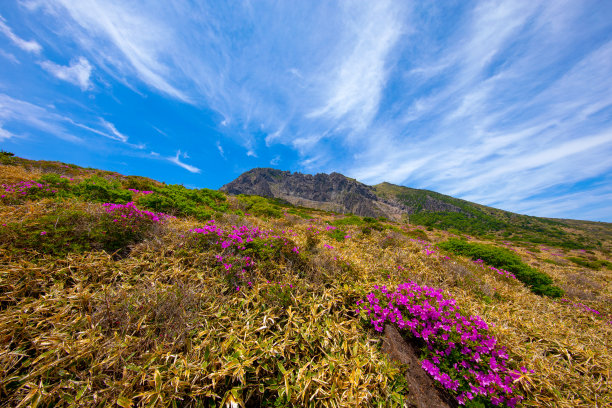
xmin=220 ymin=168 xmax=391 ymax=218
xmin=220 ymin=168 xmax=470 ymax=220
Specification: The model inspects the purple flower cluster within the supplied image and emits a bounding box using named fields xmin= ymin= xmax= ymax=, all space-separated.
xmin=102 ymin=202 xmax=171 ymax=225
xmin=189 ymin=221 xmax=273 ymax=250
xmin=189 ymin=221 xmax=300 ymax=289
xmin=357 ymin=282 xmax=525 ymax=406
xmin=559 ymin=298 xmax=601 ymax=316
xmin=127 ymin=188 xmax=154 ymax=194
xmin=404 ymin=237 xmax=439 ymax=257
xmin=473 ymin=259 xmax=517 ymax=280
xmin=1 ymin=180 xmax=57 ymax=198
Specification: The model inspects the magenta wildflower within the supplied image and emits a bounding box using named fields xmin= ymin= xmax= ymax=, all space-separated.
xmin=358 ymin=281 xmax=525 ymax=406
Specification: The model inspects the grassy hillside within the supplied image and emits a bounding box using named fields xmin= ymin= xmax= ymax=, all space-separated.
xmin=374 ymin=182 xmax=609 ymax=251
xmin=1 ymin=154 xmax=611 ymax=407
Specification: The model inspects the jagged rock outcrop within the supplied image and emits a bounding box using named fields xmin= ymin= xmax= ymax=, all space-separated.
xmin=221 ymin=168 xmax=391 ymax=218
xmin=220 ymin=168 xmax=471 ymax=220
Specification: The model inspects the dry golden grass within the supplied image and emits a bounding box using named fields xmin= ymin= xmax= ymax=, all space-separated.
xmin=0 ymin=164 xmax=41 ymax=185
xmin=321 ymin=227 xmax=612 ymax=407
xmin=1 ymin=167 xmax=611 ymax=407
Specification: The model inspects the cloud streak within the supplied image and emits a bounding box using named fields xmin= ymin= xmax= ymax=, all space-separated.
xmin=167 ymin=150 xmax=200 ymax=173
xmin=0 ymin=14 xmax=42 ymax=54
xmin=5 ymin=1 xmax=612 ymax=220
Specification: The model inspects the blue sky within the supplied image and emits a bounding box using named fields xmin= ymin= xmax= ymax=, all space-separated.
xmin=1 ymin=1 xmax=611 ymax=221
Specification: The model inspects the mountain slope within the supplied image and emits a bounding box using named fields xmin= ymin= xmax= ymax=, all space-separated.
xmin=222 ymin=168 xmax=611 ymax=250
xmin=1 ymin=153 xmax=611 ymax=407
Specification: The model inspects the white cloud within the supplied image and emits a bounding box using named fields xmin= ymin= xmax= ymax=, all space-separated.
xmin=270 ymin=155 xmax=280 ymax=165
xmin=0 ymin=124 xmax=15 ymax=141
xmin=99 ymin=119 xmax=128 ymax=142
xmin=0 ymin=94 xmax=140 ymax=147
xmin=40 ymin=57 xmax=93 ymax=90
xmin=167 ymin=150 xmax=200 ymax=173
xmin=0 ymin=49 xmax=20 ymax=64
xmin=46 ymin=0 xmax=190 ymax=101
xmin=308 ymin=1 xmax=404 ymax=130
xmin=341 ymin=1 xmax=612 ymax=220
xmin=216 ymin=141 xmax=225 ymax=158
xmin=0 ymin=93 xmax=82 ymax=142
xmin=0 ymin=15 xmax=42 ymax=54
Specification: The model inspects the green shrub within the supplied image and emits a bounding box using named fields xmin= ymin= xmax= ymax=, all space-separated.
xmin=235 ymin=195 xmax=282 ymax=218
xmin=0 ymin=150 xmax=16 ymax=165
xmin=73 ymin=176 xmax=132 ymax=204
xmin=139 ymin=185 xmax=227 ymax=220
xmin=403 ymin=228 xmax=430 ymax=241
xmin=121 ymin=175 xmax=159 ymax=191
xmin=286 ymin=208 xmax=311 ymax=219
xmin=439 ymin=238 xmax=563 ymax=297
xmin=566 ymin=256 xmax=612 ymax=270
xmin=328 ymin=229 xmax=346 ymax=242
xmin=331 ymin=215 xmax=382 ymax=228
xmin=0 ymin=203 xmax=164 ymax=256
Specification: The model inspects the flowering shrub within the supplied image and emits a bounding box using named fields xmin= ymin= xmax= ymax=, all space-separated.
xmin=99 ymin=202 xmax=171 ymax=253
xmin=139 ymin=185 xmax=227 ymax=220
xmin=127 ymin=188 xmax=154 ymax=194
xmin=103 ymin=202 xmax=170 ymax=224
xmin=0 ymin=202 xmax=170 ymax=256
xmin=358 ymin=282 xmax=527 ymax=407
xmin=1 ymin=180 xmax=58 ymax=202
xmin=472 ymin=259 xmax=517 ymax=280
xmin=188 ymin=221 xmax=304 ymax=291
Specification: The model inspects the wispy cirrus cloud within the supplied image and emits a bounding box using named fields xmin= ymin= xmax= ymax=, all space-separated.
xmin=308 ymin=1 xmax=404 ymax=131
xmin=167 ymin=150 xmax=200 ymax=174
xmin=0 ymin=124 xmax=15 ymax=141
xmin=216 ymin=141 xmax=225 ymax=159
xmin=40 ymin=1 xmax=190 ymax=101
xmin=343 ymin=0 xmax=612 ymax=220
xmin=6 ymin=1 xmax=612 ymax=220
xmin=37 ymin=1 xmax=405 ymax=152
xmin=99 ymin=118 xmax=127 ymax=142
xmin=0 ymin=93 xmax=132 ymax=147
xmin=0 ymin=93 xmax=82 ymax=143
xmin=0 ymin=14 xmax=42 ymax=54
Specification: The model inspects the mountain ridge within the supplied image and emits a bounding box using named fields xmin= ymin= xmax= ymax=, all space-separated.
xmin=221 ymin=167 xmax=611 ymax=250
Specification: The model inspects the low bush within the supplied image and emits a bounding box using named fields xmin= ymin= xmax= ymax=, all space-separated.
xmin=234 ymin=195 xmax=283 ymax=218
xmin=327 ymin=228 xmax=347 ymax=242
xmin=439 ymin=238 xmax=563 ymax=297
xmin=73 ymin=176 xmax=132 ymax=204
xmin=0 ymin=202 xmax=169 ymax=256
xmin=139 ymin=184 xmax=227 ymax=220
xmin=0 ymin=151 xmax=16 ymax=165
xmin=566 ymin=256 xmax=612 ymax=270
xmin=187 ymin=222 xmax=305 ymax=291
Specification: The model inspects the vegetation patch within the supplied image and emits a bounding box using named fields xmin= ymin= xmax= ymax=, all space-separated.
xmin=566 ymin=256 xmax=612 ymax=270
xmin=138 ymin=184 xmax=227 ymax=220
xmin=358 ymin=282 xmax=527 ymax=407
xmin=0 ymin=201 xmax=168 ymax=256
xmin=438 ymin=238 xmax=563 ymax=297
xmin=234 ymin=194 xmax=284 ymax=218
